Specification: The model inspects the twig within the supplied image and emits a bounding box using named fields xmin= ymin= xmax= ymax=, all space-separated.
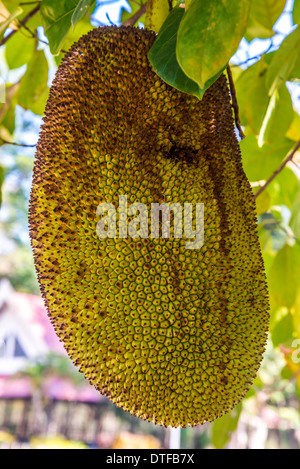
xmin=231 ymin=39 xmax=274 ymax=68
xmin=226 ymin=64 xmax=245 ymax=140
xmin=254 ymin=140 xmax=300 ymax=199
xmin=168 ymin=0 xmax=173 ymax=12
xmin=0 ymin=138 xmax=36 ymax=147
xmin=0 ymin=4 xmax=40 ymax=47
xmin=122 ymin=3 xmax=147 ymax=26
xmin=291 ymin=159 xmax=300 ymax=171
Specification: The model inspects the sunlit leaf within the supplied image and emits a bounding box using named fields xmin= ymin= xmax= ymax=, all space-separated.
xmin=176 ymin=0 xmax=251 ymax=89
xmin=240 ymin=134 xmax=294 ymax=182
xmin=18 ymin=49 xmax=49 ymax=114
xmin=5 ymin=30 xmax=35 ymax=69
xmin=294 ymin=0 xmax=300 ymax=25
xmin=145 ymin=0 xmax=170 ymax=32
xmin=1 ymin=0 xmax=41 ymax=28
xmin=290 ymin=190 xmax=300 ymax=239
xmin=266 ymin=25 xmax=300 ymax=95
xmin=267 ymin=166 xmax=300 ymax=209
xmin=258 ymin=84 xmax=294 ymax=147
xmin=0 ymin=82 xmax=19 ymax=134
xmin=268 ymin=242 xmax=300 ymax=309
xmin=0 ymin=164 xmax=4 ymax=206
xmin=245 ymin=0 xmax=287 ymax=40
xmin=255 ymin=189 xmax=271 ymax=216
xmin=211 ymin=403 xmax=242 ymax=449
xmin=0 ymin=0 xmax=17 ymax=29
xmin=271 ymin=311 xmax=295 ymax=347
xmin=235 ymin=57 xmax=269 ymax=134
xmin=0 ymin=4 xmax=22 ymax=36
xmin=71 ymin=0 xmax=95 ymax=28
xmin=286 ymin=111 xmax=300 ymax=142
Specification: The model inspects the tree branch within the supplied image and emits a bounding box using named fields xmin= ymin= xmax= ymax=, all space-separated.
xmin=0 ymin=138 xmax=36 ymax=147
xmin=254 ymin=140 xmax=300 ymax=199
xmin=0 ymin=4 xmax=40 ymax=47
xmin=226 ymin=64 xmax=245 ymax=140
xmin=122 ymin=3 xmax=147 ymax=26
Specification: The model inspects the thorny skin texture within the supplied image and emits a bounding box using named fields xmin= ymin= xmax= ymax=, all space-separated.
xmin=29 ymin=26 xmax=269 ymax=428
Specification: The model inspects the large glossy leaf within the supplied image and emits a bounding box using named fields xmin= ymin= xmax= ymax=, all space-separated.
xmin=245 ymin=0 xmax=287 ymax=40
xmin=176 ymin=0 xmax=251 ymax=89
xmin=40 ymin=0 xmax=81 ymax=55
xmin=268 ymin=243 xmax=300 ymax=309
xmin=266 ymin=25 xmax=300 ymax=95
xmin=148 ymin=7 xmax=206 ymax=99
xmin=18 ymin=49 xmax=49 ymax=114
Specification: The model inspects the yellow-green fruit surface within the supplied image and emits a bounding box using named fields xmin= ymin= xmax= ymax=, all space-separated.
xmin=29 ymin=26 xmax=269 ymax=427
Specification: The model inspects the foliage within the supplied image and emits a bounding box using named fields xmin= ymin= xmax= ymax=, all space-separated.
xmin=0 ymin=0 xmax=300 ymax=449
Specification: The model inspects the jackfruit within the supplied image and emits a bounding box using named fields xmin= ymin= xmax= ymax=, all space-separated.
xmin=29 ymin=26 xmax=269 ymax=427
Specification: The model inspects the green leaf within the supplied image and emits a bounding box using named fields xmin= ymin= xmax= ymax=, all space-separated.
xmin=0 ymin=164 xmax=4 ymax=207
xmin=176 ymin=0 xmax=251 ymax=89
xmin=5 ymin=30 xmax=35 ymax=69
xmin=268 ymin=243 xmax=300 ymax=309
xmin=267 ymin=166 xmax=300 ymax=209
xmin=148 ymin=7 xmax=207 ymax=100
xmin=255 ymin=189 xmax=271 ymax=216
xmin=290 ymin=190 xmax=300 ymax=239
xmin=234 ymin=57 xmax=269 ymax=134
xmin=40 ymin=0 xmax=80 ymax=55
xmin=245 ymin=0 xmax=287 ymax=40
xmin=240 ymin=134 xmax=294 ymax=182
xmin=266 ymin=26 xmax=300 ymax=95
xmin=71 ymin=0 xmax=95 ymax=28
xmin=0 ymin=4 xmax=22 ymax=36
xmin=0 ymin=82 xmax=19 ymax=134
xmin=271 ymin=311 xmax=294 ymax=347
xmin=1 ymin=1 xmax=42 ymax=28
xmin=18 ymin=49 xmax=49 ymax=114
xmin=286 ymin=111 xmax=300 ymax=142
xmin=145 ymin=0 xmax=170 ymax=32
xmin=211 ymin=403 xmax=242 ymax=449
xmin=54 ymin=17 xmax=94 ymax=65
xmin=294 ymin=0 xmax=300 ymax=25
xmin=258 ymin=84 xmax=294 ymax=147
